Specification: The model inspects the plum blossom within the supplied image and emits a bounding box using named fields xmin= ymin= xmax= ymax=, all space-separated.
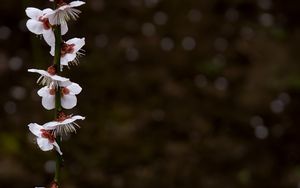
xmin=28 ymin=123 xmax=62 ymax=155
xmin=44 ymin=113 xmax=85 ymax=135
xmin=50 ymin=38 xmax=85 ymax=69
xmin=47 ymin=1 xmax=86 ymax=25
xmin=25 ymin=7 xmax=68 ymax=46
xmin=28 ymin=66 xmax=69 ymax=86
xmin=37 ymin=81 xmax=82 ymax=110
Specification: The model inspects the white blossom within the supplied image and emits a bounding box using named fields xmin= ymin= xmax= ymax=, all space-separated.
xmin=37 ymin=81 xmax=82 ymax=110
xmin=28 ymin=123 xmax=62 ymax=155
xmin=44 ymin=113 xmax=85 ymax=136
xmin=46 ymin=1 xmax=86 ymax=25
xmin=50 ymin=37 xmax=85 ymax=69
xmin=25 ymin=7 xmax=68 ymax=46
xmin=28 ymin=68 xmax=69 ymax=86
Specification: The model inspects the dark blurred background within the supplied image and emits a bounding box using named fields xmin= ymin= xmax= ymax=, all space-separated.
xmin=1 ymin=0 xmax=300 ymax=187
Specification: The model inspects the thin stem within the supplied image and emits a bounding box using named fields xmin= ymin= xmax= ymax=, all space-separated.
xmin=53 ymin=24 xmax=63 ymax=185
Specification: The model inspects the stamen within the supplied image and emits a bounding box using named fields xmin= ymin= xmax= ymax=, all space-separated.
xmin=38 ymin=17 xmax=51 ymax=30
xmin=49 ymin=88 xmax=56 ymax=95
xmin=37 ymin=76 xmax=52 ymax=86
xmin=41 ymin=129 xmax=55 ymax=143
xmin=57 ymin=0 xmax=67 ymax=7
xmin=55 ymin=112 xmax=71 ymax=122
xmin=61 ymin=87 xmax=70 ymax=95
xmin=47 ymin=65 xmax=56 ymax=75
xmin=61 ymin=43 xmax=75 ymax=57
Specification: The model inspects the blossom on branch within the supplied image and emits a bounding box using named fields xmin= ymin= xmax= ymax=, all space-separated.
xmin=37 ymin=81 xmax=82 ymax=110
xmin=28 ymin=123 xmax=62 ymax=155
xmin=28 ymin=67 xmax=69 ymax=86
xmin=44 ymin=113 xmax=85 ymax=136
xmin=50 ymin=37 xmax=85 ymax=68
xmin=25 ymin=7 xmax=68 ymax=46
xmin=47 ymin=1 xmax=86 ymax=25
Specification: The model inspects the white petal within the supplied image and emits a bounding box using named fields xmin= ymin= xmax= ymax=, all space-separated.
xmin=57 ymin=4 xmax=70 ymax=11
xmin=63 ymin=53 xmax=76 ymax=63
xmin=71 ymin=115 xmax=85 ymax=121
xmin=42 ymin=95 xmax=55 ymax=110
xmin=66 ymin=38 xmax=85 ymax=52
xmin=53 ymin=142 xmax=63 ymax=155
xmin=67 ymin=83 xmax=82 ymax=95
xmin=69 ymin=1 xmax=86 ymax=7
xmin=43 ymin=29 xmax=55 ymax=47
xmin=50 ymin=45 xmax=55 ymax=56
xmin=61 ymin=115 xmax=85 ymax=124
xmin=37 ymin=137 xmax=53 ymax=151
xmin=58 ymin=80 xmax=72 ymax=87
xmin=51 ymin=75 xmax=69 ymax=82
xmin=42 ymin=8 xmax=54 ymax=15
xmin=46 ymin=12 xmax=57 ymax=25
xmin=28 ymin=123 xmax=43 ymax=137
xmin=28 ymin=69 xmax=69 ymax=82
xmin=60 ymin=56 xmax=70 ymax=66
xmin=25 ymin=7 xmax=43 ymax=19
xmin=37 ymin=86 xmax=50 ymax=97
xmin=61 ymin=22 xmax=68 ymax=35
xmin=43 ymin=121 xmax=60 ymax=130
xmin=61 ymin=94 xmax=77 ymax=109
xmin=28 ymin=69 xmax=47 ymax=75
xmin=26 ymin=19 xmax=43 ymax=35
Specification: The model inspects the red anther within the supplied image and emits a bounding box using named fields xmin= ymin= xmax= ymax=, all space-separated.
xmin=49 ymin=181 xmax=59 ymax=188
xmin=56 ymin=112 xmax=71 ymax=122
xmin=41 ymin=129 xmax=55 ymax=143
xmin=61 ymin=87 xmax=70 ymax=95
xmin=47 ymin=65 xmax=56 ymax=75
xmin=38 ymin=17 xmax=51 ymax=30
xmin=61 ymin=43 xmax=75 ymax=57
xmin=49 ymin=88 xmax=56 ymax=95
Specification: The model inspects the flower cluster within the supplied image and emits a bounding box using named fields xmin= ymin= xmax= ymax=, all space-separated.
xmin=26 ymin=0 xmax=85 ymax=156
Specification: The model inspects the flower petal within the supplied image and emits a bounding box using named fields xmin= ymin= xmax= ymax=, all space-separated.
xmin=25 ymin=7 xmax=43 ymax=19
xmin=51 ymin=75 xmax=69 ymax=82
xmin=42 ymin=8 xmax=54 ymax=15
xmin=46 ymin=12 xmax=57 ymax=25
xmin=58 ymin=80 xmax=72 ymax=87
xmin=61 ymin=115 xmax=85 ymax=125
xmin=28 ymin=123 xmax=42 ymax=137
xmin=71 ymin=115 xmax=85 ymax=121
xmin=52 ymin=141 xmax=63 ymax=155
xmin=50 ymin=45 xmax=55 ymax=56
xmin=60 ymin=56 xmax=71 ymax=66
xmin=42 ymin=95 xmax=55 ymax=110
xmin=63 ymin=53 xmax=76 ymax=64
xmin=37 ymin=137 xmax=54 ymax=151
xmin=26 ymin=19 xmax=43 ymax=35
xmin=61 ymin=94 xmax=77 ymax=109
xmin=69 ymin=1 xmax=86 ymax=7
xmin=43 ymin=121 xmax=59 ymax=130
xmin=37 ymin=86 xmax=50 ymax=97
xmin=28 ymin=68 xmax=47 ymax=75
xmin=61 ymin=22 xmax=68 ymax=35
xmin=67 ymin=83 xmax=82 ymax=95
xmin=66 ymin=38 xmax=85 ymax=52
xmin=43 ymin=29 xmax=55 ymax=47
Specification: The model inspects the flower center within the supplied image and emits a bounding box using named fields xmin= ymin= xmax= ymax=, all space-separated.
xmin=57 ymin=0 xmax=67 ymax=7
xmin=38 ymin=17 xmax=51 ymax=30
xmin=56 ymin=112 xmax=71 ymax=122
xmin=41 ymin=129 xmax=55 ymax=143
xmin=61 ymin=87 xmax=70 ymax=95
xmin=47 ymin=65 xmax=56 ymax=75
xmin=61 ymin=43 xmax=75 ymax=57
xmin=49 ymin=88 xmax=56 ymax=95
